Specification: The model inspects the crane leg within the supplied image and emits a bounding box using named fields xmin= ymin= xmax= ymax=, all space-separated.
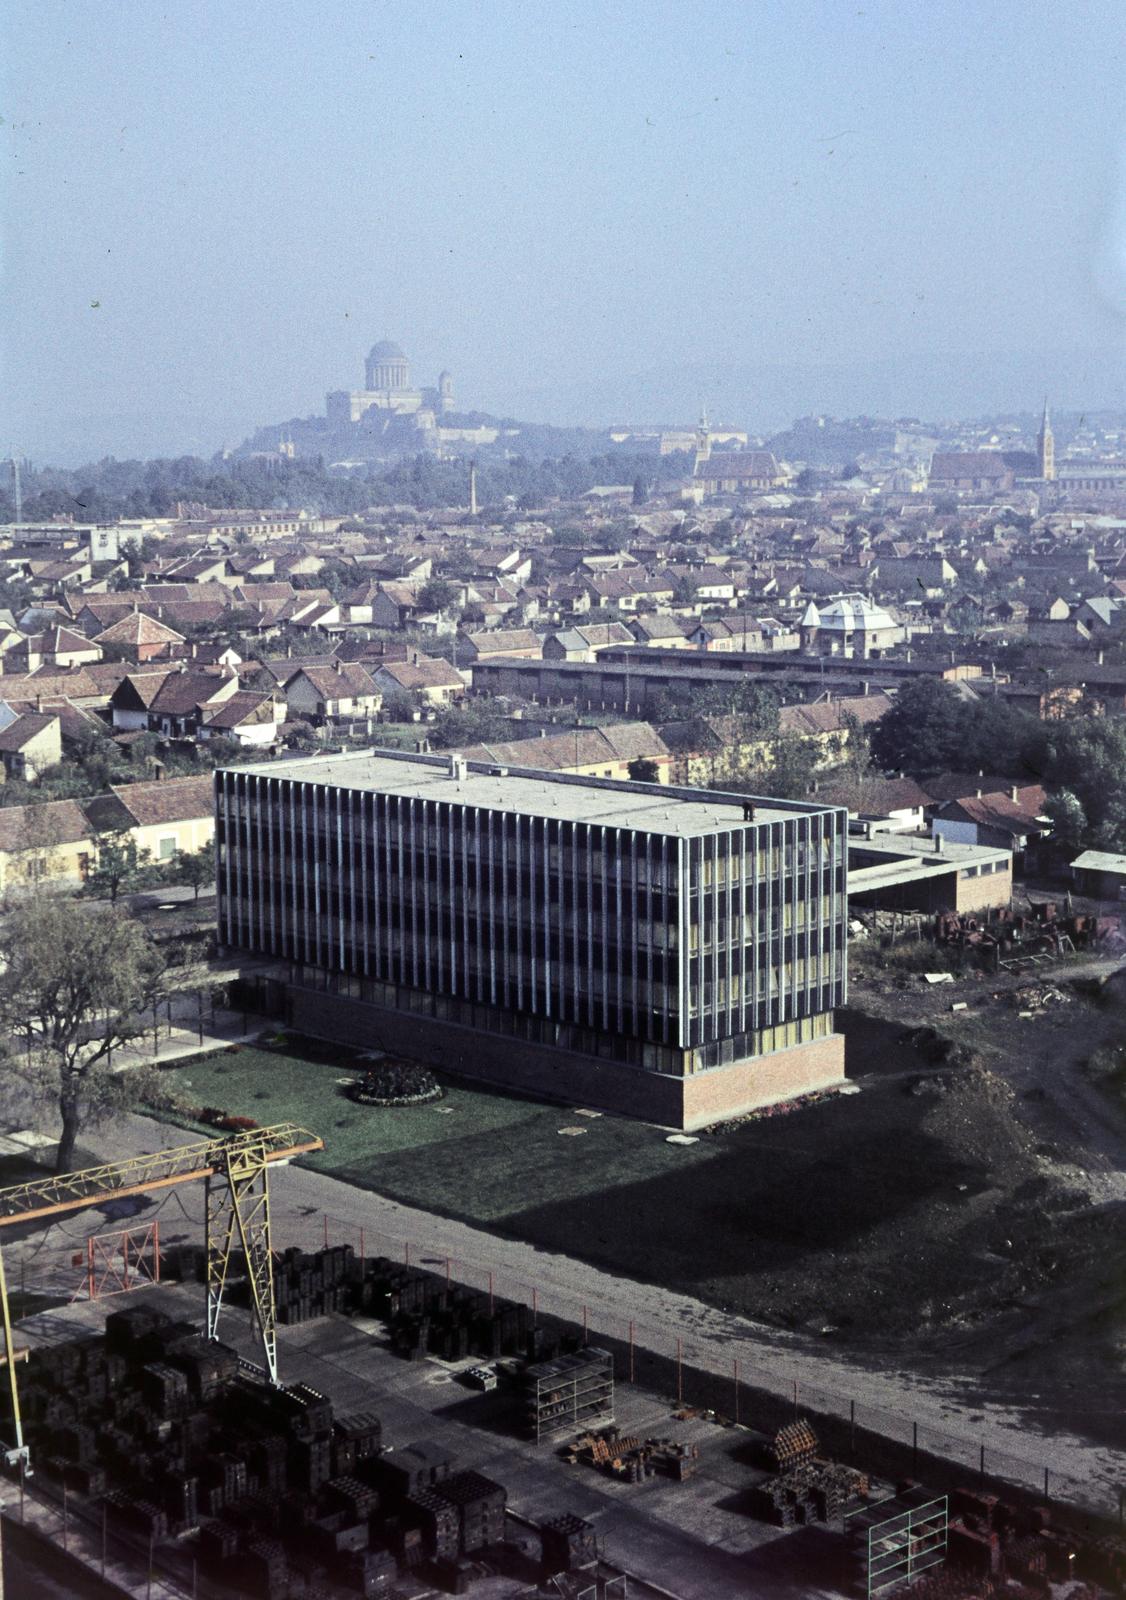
xmin=0 ymin=1246 xmax=27 ymax=1469
xmin=206 ymin=1142 xmax=278 ymax=1385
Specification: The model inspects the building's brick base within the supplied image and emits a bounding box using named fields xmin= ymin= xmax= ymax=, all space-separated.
xmin=286 ymin=986 xmax=846 ymax=1131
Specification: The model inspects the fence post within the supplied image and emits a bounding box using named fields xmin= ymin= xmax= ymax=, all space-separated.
xmin=850 ymin=1399 xmax=856 ymax=1457
xmin=733 ymin=1358 xmax=739 ymax=1425
xmin=323 ymin=1213 xmax=329 ymax=1250
xmin=582 ymin=1304 xmax=588 ymax=1341
xmin=792 ymin=1379 xmax=798 ymax=1419
xmin=628 ymin=1320 xmax=635 ymax=1385
xmin=102 ymin=1500 xmax=107 ymax=1578
xmin=404 ymin=1240 xmax=410 ymax=1268
xmin=531 ymin=1285 xmax=537 ymax=1325
xmin=359 ymin=1227 xmax=365 ymax=1270
xmin=63 ymin=1481 xmax=69 ymax=1552
xmin=153 ymin=1219 xmax=160 ymax=1285
xmin=488 ymin=1271 xmax=494 ymax=1317
xmin=979 ymin=1443 xmax=985 ymax=1483
xmin=1043 ymin=1467 xmax=1049 ymax=1501
xmin=676 ymin=1338 xmax=683 ymax=1406
xmin=912 ymin=1421 xmax=918 ymax=1475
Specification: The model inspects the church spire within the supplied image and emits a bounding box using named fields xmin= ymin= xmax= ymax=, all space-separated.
xmin=1036 ymin=396 xmax=1055 ymax=481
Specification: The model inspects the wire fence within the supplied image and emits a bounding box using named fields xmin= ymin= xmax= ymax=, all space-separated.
xmin=7 ymin=1187 xmax=1124 ymax=1537
xmin=279 ymin=1204 xmax=1126 ymax=1532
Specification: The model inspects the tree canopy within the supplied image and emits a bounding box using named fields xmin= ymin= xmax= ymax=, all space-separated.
xmin=0 ymin=901 xmax=166 ymax=1171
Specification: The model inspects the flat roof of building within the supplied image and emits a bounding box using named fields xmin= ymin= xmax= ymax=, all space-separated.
xmin=229 ymin=748 xmax=839 ymax=840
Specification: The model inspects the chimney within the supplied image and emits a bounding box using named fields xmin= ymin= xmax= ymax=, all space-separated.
xmin=1011 ymin=786 xmax=1019 ymax=803
xmin=448 ymin=754 xmax=468 ymax=780
xmin=976 ymin=788 xmax=982 ymax=798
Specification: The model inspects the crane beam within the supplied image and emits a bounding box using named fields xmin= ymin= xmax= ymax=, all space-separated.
xmin=0 ymin=1123 xmax=322 ymax=1228
xmin=0 ymin=1122 xmax=325 ymax=1456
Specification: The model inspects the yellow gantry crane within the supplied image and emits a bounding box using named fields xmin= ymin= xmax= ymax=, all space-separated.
xmin=0 ymin=1122 xmax=323 ymax=1468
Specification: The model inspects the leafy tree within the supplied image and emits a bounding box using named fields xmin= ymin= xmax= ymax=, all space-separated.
xmin=1041 ymin=719 xmax=1126 ymax=853
xmin=429 ymin=697 xmax=511 ymax=750
xmin=417 ymin=577 xmax=460 ymax=615
xmin=0 ymin=901 xmax=166 ymax=1171
xmin=627 ymin=757 xmax=660 ymax=783
xmin=758 ymin=732 xmax=821 ymax=800
xmin=82 ymin=830 xmax=153 ymax=903
xmin=631 ymin=476 xmax=648 ymax=508
xmin=872 ymin=680 xmax=979 ymax=775
xmin=162 ymin=842 xmax=215 ymax=900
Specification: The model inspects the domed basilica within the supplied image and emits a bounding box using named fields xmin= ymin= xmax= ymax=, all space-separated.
xmin=326 ymin=340 xmax=454 ymax=426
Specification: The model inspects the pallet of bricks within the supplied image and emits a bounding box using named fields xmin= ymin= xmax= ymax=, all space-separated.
xmin=161 ymin=1241 xmax=357 ymax=1327
xmin=938 ymin=1486 xmax=1126 ymax=1595
xmin=359 ymin=1254 xmax=549 ymax=1364
xmin=370 ymin=1436 xmax=507 ymax=1591
xmin=533 ymin=1514 xmax=629 ymax=1598
xmin=747 ymin=1418 xmax=870 ymax=1529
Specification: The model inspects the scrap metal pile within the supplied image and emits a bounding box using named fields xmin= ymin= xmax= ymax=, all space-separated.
xmin=932 ymin=904 xmax=1120 ymax=970
xmin=563 ymin=1425 xmax=699 ymax=1483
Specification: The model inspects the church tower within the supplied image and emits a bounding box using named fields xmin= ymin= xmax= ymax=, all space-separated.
xmin=694 ymin=405 xmax=712 ymax=470
xmin=1037 ymin=399 xmax=1055 ymax=481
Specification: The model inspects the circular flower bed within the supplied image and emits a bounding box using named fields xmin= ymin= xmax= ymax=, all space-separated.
xmin=347 ymin=1060 xmax=443 ymax=1107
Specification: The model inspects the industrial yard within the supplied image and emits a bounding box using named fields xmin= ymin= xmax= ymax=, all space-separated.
xmin=149 ymin=958 xmax=1126 ymax=1452
xmin=5 ymin=1261 xmax=1124 ymax=1600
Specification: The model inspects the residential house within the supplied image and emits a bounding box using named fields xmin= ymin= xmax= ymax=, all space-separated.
xmin=459 ymin=629 xmax=543 ymax=664
xmin=197 ymin=690 xmax=282 ymax=747
xmin=456 ymin=721 xmax=672 ymax=783
xmin=0 ymin=712 xmax=62 ymax=781
xmin=799 ymin=594 xmax=904 ymax=659
xmin=542 ymin=622 xmax=635 ymax=662
xmin=629 ymin=615 xmax=690 ymax=648
xmin=284 ymin=662 xmax=382 ymax=723
xmin=147 ymin=668 xmax=243 ymax=738
xmin=6 ymin=626 xmax=103 ymax=673
xmin=932 ymin=784 xmax=1049 ymax=864
xmin=373 ymin=656 xmax=465 ymax=706
xmin=94 ymin=610 xmax=187 ymax=663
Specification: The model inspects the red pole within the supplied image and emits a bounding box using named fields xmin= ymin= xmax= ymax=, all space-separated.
xmin=87 ymin=1235 xmax=95 ymax=1301
xmin=153 ymin=1220 xmax=160 ymax=1285
xmin=676 ymin=1338 xmax=683 ymax=1406
xmin=122 ymin=1230 xmax=130 ymax=1292
xmin=628 ymin=1320 xmax=635 ymax=1384
xmin=733 ymin=1357 xmax=740 ymax=1425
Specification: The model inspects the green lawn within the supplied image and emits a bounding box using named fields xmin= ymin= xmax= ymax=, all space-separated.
xmin=156 ymin=1037 xmax=702 ymax=1216
xmin=149 ymin=1019 xmax=1017 ymax=1340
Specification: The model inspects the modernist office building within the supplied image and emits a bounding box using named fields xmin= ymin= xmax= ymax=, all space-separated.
xmin=216 ymin=750 xmax=848 ymax=1128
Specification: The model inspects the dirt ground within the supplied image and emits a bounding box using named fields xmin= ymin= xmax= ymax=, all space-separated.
xmin=823 ymin=954 xmax=1126 ymax=1450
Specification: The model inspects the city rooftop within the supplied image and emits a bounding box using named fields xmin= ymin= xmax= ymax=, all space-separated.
xmin=231 ymin=748 xmax=835 ymax=839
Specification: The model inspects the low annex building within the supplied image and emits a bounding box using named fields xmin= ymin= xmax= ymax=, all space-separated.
xmin=216 ymin=749 xmax=849 ymax=1129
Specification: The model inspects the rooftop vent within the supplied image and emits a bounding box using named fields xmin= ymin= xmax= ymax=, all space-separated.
xmin=448 ymin=755 xmax=468 ymax=781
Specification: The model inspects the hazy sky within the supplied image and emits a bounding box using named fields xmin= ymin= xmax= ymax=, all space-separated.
xmin=3 ymin=1 xmax=1125 ymax=463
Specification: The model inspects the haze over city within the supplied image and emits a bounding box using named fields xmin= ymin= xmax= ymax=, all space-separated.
xmin=3 ymin=0 xmax=1125 ymax=464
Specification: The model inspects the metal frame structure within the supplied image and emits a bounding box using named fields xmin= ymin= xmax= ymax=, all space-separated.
xmin=74 ymin=1222 xmax=162 ymax=1303
xmin=863 ymin=1495 xmax=948 ymax=1595
xmin=0 ymin=1122 xmax=322 ymax=1467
